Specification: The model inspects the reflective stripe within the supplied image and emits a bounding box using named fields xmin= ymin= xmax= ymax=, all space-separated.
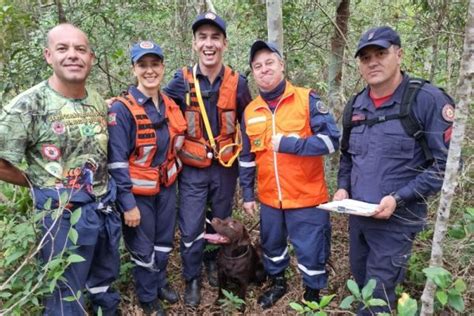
xmin=108 ymin=162 xmax=129 ymax=169
xmin=183 ymin=232 xmax=205 ymax=248
xmin=176 ymin=157 xmax=183 ymax=169
xmin=239 ymin=160 xmax=256 ymax=168
xmin=316 ymin=134 xmax=335 ymax=154
xmin=167 ymin=161 xmax=177 ymax=179
xmin=87 ymin=285 xmax=109 ymax=294
xmin=264 ymin=247 xmax=288 ymax=262
xmin=247 ymin=116 xmax=266 ymax=125
xmin=186 ymin=112 xmax=197 ymax=138
xmin=154 ymin=246 xmax=173 ymax=253
xmin=223 ymin=111 xmax=235 ymax=134
xmin=131 ymin=178 xmax=157 ymax=188
xmin=135 ymin=146 xmax=154 ymax=165
xmin=131 ymin=254 xmax=155 ymax=268
xmin=175 ymin=135 xmax=185 ymax=151
xmin=297 ymin=263 xmax=326 ymax=276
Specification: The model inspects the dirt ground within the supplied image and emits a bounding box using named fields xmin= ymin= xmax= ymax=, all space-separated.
xmin=118 ymin=214 xmax=353 ymax=315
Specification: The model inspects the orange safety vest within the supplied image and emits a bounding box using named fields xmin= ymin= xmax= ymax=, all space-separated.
xmin=115 ymin=92 xmax=187 ymax=195
xmin=244 ymin=81 xmax=329 ymax=209
xmin=178 ymin=65 xmax=239 ymax=168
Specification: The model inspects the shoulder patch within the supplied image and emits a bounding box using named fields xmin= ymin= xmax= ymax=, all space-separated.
xmin=108 ymin=113 xmax=117 ymax=126
xmin=315 ymin=100 xmax=329 ymax=114
xmin=441 ymin=104 xmax=455 ymax=122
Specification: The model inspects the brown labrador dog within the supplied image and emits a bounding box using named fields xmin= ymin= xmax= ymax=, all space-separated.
xmin=207 ymin=217 xmax=266 ymax=305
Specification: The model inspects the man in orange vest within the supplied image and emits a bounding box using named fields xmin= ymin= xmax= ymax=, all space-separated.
xmin=163 ymin=12 xmax=252 ymax=307
xmin=240 ymin=40 xmax=340 ymax=309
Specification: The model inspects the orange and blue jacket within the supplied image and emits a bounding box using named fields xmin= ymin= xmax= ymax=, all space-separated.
xmin=239 ymin=81 xmax=340 ymax=209
xmin=108 ymin=87 xmax=186 ymax=209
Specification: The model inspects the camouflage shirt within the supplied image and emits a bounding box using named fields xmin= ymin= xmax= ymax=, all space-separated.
xmin=0 ymin=81 xmax=109 ymax=196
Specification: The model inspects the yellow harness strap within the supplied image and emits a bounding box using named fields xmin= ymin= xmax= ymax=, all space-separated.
xmin=192 ymin=64 xmax=242 ymax=167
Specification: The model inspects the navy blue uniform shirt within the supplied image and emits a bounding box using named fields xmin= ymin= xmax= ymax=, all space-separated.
xmin=107 ymin=86 xmax=170 ymax=212
xmin=337 ymin=74 xmax=453 ymax=231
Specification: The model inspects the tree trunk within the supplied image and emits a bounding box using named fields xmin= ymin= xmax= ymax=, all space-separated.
xmin=328 ymin=0 xmax=350 ymax=117
xmin=429 ymin=0 xmax=448 ymax=82
xmin=55 ymin=0 xmax=67 ymax=23
xmin=420 ymin=0 xmax=473 ymax=314
xmin=266 ymin=0 xmax=284 ymax=54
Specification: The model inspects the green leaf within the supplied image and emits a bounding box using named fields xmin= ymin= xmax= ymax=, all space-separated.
xmin=453 ymin=278 xmax=466 ymax=292
xmin=63 ymin=295 xmax=77 ymax=302
xmin=397 ymin=293 xmax=417 ymax=316
xmin=306 ymin=300 xmax=319 ymax=309
xmin=362 ymin=279 xmax=376 ymax=300
xmin=339 ymin=295 xmax=355 ymax=309
xmin=49 ymin=279 xmax=57 ymax=293
xmin=314 ymin=312 xmax=327 ymax=316
xmin=67 ymin=254 xmax=85 ymax=264
xmin=60 ymin=191 xmax=69 ymax=205
xmin=436 ymin=290 xmax=448 ymax=306
xmin=347 ymin=279 xmax=361 ymax=298
xmin=367 ymin=298 xmax=387 ymax=306
xmin=44 ymin=198 xmax=52 ymax=210
xmin=97 ymin=306 xmax=103 ymax=316
xmin=289 ymin=302 xmax=304 ymax=312
xmin=68 ymin=227 xmax=78 ymax=245
xmin=319 ymin=294 xmax=335 ymax=308
xmin=448 ymin=293 xmax=464 ymax=312
xmin=5 ymin=251 xmax=23 ymax=265
xmin=0 ymin=292 xmax=12 ymax=299
xmin=70 ymin=208 xmax=82 ymax=226
xmin=423 ymin=267 xmax=452 ymax=289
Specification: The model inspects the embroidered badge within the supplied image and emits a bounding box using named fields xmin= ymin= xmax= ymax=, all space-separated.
xmin=316 ymin=101 xmax=329 ymax=114
xmin=351 ymin=113 xmax=366 ymax=122
xmin=42 ymin=144 xmax=61 ymax=161
xmin=441 ymin=104 xmax=455 ymax=122
xmin=81 ymin=124 xmax=96 ymax=136
xmin=205 ymin=12 xmax=216 ymax=20
xmin=444 ymin=126 xmax=452 ymax=143
xmin=108 ymin=113 xmax=117 ymax=126
xmin=139 ymin=41 xmax=154 ymax=49
xmin=253 ymin=139 xmax=262 ymax=147
xmin=45 ymin=162 xmax=63 ymax=178
xmin=93 ymin=124 xmax=103 ymax=133
xmin=51 ymin=121 xmax=65 ymax=135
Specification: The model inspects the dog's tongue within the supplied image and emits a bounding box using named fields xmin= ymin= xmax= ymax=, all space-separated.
xmin=204 ymin=233 xmax=230 ymax=244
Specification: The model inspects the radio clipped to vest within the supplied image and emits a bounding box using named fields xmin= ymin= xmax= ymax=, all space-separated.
xmin=114 ymin=92 xmax=186 ymax=195
xmin=178 ymin=65 xmax=241 ymax=168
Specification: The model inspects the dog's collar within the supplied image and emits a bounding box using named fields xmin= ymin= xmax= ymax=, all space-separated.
xmin=222 ymin=245 xmax=250 ymax=260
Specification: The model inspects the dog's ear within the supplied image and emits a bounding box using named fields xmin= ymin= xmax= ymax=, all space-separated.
xmin=237 ymin=227 xmax=250 ymax=247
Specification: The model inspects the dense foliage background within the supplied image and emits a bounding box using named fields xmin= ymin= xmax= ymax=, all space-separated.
xmin=0 ymin=0 xmax=472 ymax=315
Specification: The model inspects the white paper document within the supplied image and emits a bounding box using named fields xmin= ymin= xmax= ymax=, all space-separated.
xmin=318 ymin=199 xmax=379 ymax=217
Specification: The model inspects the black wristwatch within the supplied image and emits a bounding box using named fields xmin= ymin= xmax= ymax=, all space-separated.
xmin=390 ymin=192 xmax=405 ymax=208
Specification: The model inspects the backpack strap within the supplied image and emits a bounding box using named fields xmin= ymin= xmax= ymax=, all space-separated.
xmin=399 ymin=78 xmax=433 ymax=162
xmin=341 ymin=90 xmax=364 ymax=153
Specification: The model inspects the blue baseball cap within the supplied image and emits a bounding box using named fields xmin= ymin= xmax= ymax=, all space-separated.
xmin=355 ymin=26 xmax=401 ymax=57
xmin=249 ymin=40 xmax=282 ymax=65
xmin=192 ymin=12 xmax=227 ymax=37
xmin=130 ymin=41 xmax=164 ymax=64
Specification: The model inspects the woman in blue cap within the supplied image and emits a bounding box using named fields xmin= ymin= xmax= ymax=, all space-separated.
xmin=107 ymin=41 xmax=186 ymax=315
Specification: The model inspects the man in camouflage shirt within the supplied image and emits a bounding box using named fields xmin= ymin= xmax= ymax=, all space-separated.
xmin=0 ymin=23 xmax=121 ymax=315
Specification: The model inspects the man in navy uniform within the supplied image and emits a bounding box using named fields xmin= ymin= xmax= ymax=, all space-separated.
xmin=164 ymin=12 xmax=252 ymax=307
xmin=334 ymin=26 xmax=454 ymax=314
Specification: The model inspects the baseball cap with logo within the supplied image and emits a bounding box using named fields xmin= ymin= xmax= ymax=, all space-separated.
xmin=192 ymin=12 xmax=227 ymax=37
xmin=354 ymin=26 xmax=401 ymax=57
xmin=130 ymin=41 xmax=164 ymax=64
xmin=249 ymin=40 xmax=282 ymax=66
